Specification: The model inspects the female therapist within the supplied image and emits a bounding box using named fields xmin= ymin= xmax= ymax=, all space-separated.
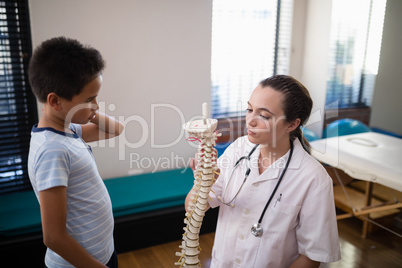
xmin=187 ymin=75 xmax=341 ymax=268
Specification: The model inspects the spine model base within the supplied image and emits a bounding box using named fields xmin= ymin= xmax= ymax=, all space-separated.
xmin=175 ymin=103 xmax=220 ymax=268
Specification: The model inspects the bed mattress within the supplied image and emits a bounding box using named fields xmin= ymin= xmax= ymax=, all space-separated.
xmin=310 ymin=132 xmax=402 ymax=192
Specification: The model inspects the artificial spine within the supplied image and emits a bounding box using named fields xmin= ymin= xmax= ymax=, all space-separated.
xmin=175 ymin=103 xmax=220 ymax=268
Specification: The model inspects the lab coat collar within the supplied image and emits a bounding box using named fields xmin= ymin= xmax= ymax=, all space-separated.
xmin=250 ymin=138 xmax=305 ymax=183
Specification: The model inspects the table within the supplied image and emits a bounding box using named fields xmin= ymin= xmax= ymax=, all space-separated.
xmin=310 ymin=132 xmax=402 ymax=236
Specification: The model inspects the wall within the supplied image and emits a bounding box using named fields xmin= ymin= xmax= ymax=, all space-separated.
xmin=289 ymin=0 xmax=307 ymax=80
xmin=296 ymin=0 xmax=333 ymax=137
xmin=370 ymin=0 xmax=402 ymax=135
xmin=29 ymin=0 xmax=213 ymax=179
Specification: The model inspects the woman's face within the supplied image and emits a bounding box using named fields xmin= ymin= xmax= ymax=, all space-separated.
xmin=246 ymin=84 xmax=294 ymax=148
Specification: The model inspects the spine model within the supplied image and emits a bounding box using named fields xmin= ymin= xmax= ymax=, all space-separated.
xmin=175 ymin=103 xmax=220 ymax=268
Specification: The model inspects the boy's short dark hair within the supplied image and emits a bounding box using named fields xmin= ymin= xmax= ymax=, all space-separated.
xmin=28 ymin=36 xmax=105 ymax=103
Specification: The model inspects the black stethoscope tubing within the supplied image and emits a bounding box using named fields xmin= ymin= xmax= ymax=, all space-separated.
xmin=256 ymin=139 xmax=294 ymax=224
xmin=234 ymin=142 xmax=259 ymax=167
xmin=220 ymin=140 xmax=294 ymax=237
xmin=218 ymin=143 xmax=259 ymax=207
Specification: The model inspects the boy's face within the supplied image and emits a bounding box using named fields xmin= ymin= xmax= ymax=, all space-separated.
xmin=63 ymin=75 xmax=102 ymax=124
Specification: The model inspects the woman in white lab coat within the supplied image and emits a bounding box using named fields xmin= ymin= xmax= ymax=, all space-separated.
xmin=187 ymin=75 xmax=341 ymax=268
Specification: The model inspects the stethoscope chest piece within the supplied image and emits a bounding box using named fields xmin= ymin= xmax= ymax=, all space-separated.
xmin=251 ymin=223 xmax=263 ymax=237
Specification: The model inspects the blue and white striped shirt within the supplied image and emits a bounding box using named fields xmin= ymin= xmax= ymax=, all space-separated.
xmin=28 ymin=124 xmax=114 ymax=267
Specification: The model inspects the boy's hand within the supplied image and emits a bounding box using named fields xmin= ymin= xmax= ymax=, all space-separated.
xmin=81 ymin=112 xmax=124 ymax=142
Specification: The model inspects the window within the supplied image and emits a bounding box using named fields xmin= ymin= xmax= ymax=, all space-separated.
xmin=326 ymin=0 xmax=386 ymax=108
xmin=0 ymin=0 xmax=37 ymax=194
xmin=211 ymin=0 xmax=293 ymax=118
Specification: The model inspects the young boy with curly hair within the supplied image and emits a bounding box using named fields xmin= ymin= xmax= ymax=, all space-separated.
xmin=28 ymin=36 xmax=124 ymax=268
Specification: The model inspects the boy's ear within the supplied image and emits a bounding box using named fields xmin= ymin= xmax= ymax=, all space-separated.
xmin=47 ymin=93 xmax=62 ymax=110
xmin=287 ymin=118 xmax=301 ymax=133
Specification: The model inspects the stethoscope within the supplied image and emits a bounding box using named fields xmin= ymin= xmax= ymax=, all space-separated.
xmin=218 ymin=140 xmax=294 ymax=237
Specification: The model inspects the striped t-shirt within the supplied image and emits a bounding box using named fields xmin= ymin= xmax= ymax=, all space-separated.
xmin=28 ymin=124 xmax=114 ymax=267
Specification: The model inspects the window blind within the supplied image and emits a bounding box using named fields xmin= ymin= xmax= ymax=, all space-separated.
xmin=326 ymin=0 xmax=386 ymax=108
xmin=0 ymin=0 xmax=37 ymax=194
xmin=211 ymin=0 xmax=293 ymax=118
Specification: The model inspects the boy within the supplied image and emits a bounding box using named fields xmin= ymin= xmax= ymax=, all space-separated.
xmin=27 ymin=37 xmax=124 ymax=268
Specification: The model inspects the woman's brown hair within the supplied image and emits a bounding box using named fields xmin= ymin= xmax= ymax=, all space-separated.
xmin=260 ymin=75 xmax=313 ymax=153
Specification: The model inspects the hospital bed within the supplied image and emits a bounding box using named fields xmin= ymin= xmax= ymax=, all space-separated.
xmin=310 ymin=132 xmax=402 ymax=237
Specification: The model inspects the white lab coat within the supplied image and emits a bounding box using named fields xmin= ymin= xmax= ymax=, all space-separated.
xmin=209 ymin=136 xmax=341 ymax=268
